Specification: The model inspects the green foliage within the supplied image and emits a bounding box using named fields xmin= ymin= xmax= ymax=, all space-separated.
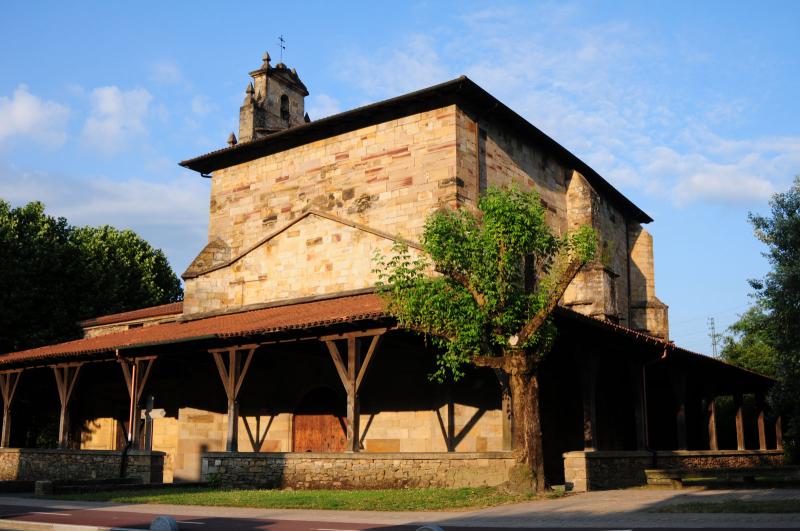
xmin=0 ymin=199 xmax=183 ymax=353
xmin=375 ymin=186 xmax=596 ymax=380
xmin=719 ymin=303 xmax=779 ymax=378
xmin=748 ymin=176 xmax=800 ymax=457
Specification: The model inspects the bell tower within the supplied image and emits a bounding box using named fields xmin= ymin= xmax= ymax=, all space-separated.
xmin=237 ymin=52 xmax=309 ymax=143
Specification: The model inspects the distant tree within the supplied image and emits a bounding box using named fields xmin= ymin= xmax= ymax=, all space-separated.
xmin=0 ymin=199 xmax=183 ymax=353
xmin=719 ymin=303 xmax=779 ymax=378
xmin=375 ymin=186 xmax=595 ymax=492
xmin=749 ymin=176 xmax=800 ymax=459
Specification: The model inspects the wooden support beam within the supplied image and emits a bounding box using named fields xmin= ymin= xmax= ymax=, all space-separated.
xmin=0 ymin=370 xmax=22 ymax=448
xmin=734 ymin=393 xmax=745 ymax=450
xmin=119 ymin=357 xmax=156 ymax=449
xmin=579 ymin=356 xmax=599 ymax=451
xmin=629 ymin=362 xmax=646 ymax=451
xmin=670 ymin=372 xmax=688 ymax=450
xmin=324 ymin=331 xmax=384 ymax=452
xmin=52 ymin=364 xmax=82 ymax=449
xmin=211 ymin=346 xmax=256 ymax=452
xmin=756 ymin=393 xmax=767 ymax=450
xmin=494 ymin=369 xmax=512 ymax=451
xmin=776 ymin=416 xmax=783 ymax=450
xmin=705 ymin=396 xmax=718 ymax=450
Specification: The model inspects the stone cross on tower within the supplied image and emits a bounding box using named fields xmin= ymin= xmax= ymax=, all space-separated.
xmin=237 ymin=51 xmax=309 ymax=143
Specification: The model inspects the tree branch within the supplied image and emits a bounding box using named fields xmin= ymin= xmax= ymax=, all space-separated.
xmin=517 ymin=256 xmax=584 ymax=343
xmin=472 ymin=355 xmax=506 ymax=369
xmin=439 ymin=268 xmax=486 ymax=308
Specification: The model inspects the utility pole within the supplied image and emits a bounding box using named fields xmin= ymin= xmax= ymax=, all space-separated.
xmin=707 ymin=317 xmax=718 ymax=357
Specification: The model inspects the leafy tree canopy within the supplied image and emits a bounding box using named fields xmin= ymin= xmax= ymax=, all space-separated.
xmin=0 ymin=199 xmax=183 ymax=353
xmin=375 ymin=186 xmax=596 ymax=380
xmin=719 ymin=303 xmax=779 ymax=378
xmin=748 ymin=176 xmax=800 ymax=453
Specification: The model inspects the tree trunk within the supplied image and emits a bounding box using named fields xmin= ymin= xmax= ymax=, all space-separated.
xmin=505 ymin=351 xmax=545 ymax=493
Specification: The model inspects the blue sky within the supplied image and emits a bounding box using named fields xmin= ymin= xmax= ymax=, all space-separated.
xmin=1 ymin=1 xmax=798 ymax=354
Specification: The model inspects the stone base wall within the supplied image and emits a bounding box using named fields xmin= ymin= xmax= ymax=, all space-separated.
xmin=564 ymin=450 xmax=785 ymax=492
xmin=202 ymin=452 xmax=516 ymax=489
xmin=0 ymin=449 xmax=164 ymax=484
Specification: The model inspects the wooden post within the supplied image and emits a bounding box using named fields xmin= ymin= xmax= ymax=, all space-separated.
xmin=494 ymin=369 xmax=512 ymax=451
xmin=775 ymin=415 xmax=783 ymax=451
xmin=629 ymin=362 xmax=646 ymax=450
xmin=670 ymin=372 xmax=687 ymax=450
xmin=705 ymin=396 xmax=718 ymax=450
xmin=211 ymin=346 xmax=257 ymax=452
xmin=579 ymin=356 xmax=598 ymax=451
xmin=756 ymin=393 xmax=767 ymax=450
xmin=734 ymin=393 xmax=745 ymax=450
xmin=52 ymin=364 xmax=82 ymax=449
xmin=0 ymin=370 xmax=22 ymax=448
xmin=119 ymin=357 xmax=155 ymax=449
xmin=323 ymin=330 xmax=384 ymax=453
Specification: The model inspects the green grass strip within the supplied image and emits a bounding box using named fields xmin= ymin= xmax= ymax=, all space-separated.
xmin=52 ymin=486 xmax=535 ymax=511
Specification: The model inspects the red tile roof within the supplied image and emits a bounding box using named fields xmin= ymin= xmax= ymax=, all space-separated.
xmin=0 ymin=294 xmax=386 ymax=367
xmin=79 ymin=302 xmax=184 ymax=327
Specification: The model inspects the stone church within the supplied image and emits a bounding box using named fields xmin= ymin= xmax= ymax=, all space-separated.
xmin=0 ymin=53 xmax=780 ymax=491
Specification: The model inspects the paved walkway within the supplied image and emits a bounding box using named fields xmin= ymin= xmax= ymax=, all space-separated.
xmin=0 ymin=488 xmax=798 ymax=529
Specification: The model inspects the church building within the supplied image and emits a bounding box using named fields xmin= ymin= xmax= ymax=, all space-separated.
xmin=0 ymin=53 xmax=781 ymax=491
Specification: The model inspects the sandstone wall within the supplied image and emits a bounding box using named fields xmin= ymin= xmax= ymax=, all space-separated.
xmin=185 ymin=106 xmax=461 ymax=315
xmin=80 ymin=404 xmax=503 ymax=482
xmin=202 ymin=451 xmax=516 ymax=489
xmin=0 ymin=448 xmax=163 ymax=484
xmin=564 ymin=449 xmax=784 ymax=491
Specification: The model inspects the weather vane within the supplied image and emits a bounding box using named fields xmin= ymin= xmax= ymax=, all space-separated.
xmin=278 ymin=35 xmax=286 ymax=63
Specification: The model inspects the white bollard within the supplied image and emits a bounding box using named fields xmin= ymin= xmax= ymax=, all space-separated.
xmin=150 ymin=515 xmax=179 ymax=531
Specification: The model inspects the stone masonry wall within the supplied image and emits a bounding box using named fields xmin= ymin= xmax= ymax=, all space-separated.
xmin=0 ymin=448 xmax=164 ymax=484
xmin=564 ymin=450 xmax=784 ymax=491
xmin=202 ymin=452 xmax=516 ymax=489
xmin=184 ymin=106 xmax=460 ymax=315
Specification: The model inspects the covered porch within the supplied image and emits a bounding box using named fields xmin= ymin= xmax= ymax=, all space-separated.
xmin=0 ymin=293 xmax=783 ymax=489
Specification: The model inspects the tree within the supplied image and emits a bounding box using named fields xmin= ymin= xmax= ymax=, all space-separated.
xmin=749 ymin=176 xmax=800 ymax=458
xmin=719 ymin=303 xmax=779 ymax=379
xmin=0 ymin=199 xmax=183 ymax=353
xmin=375 ymin=186 xmax=595 ymax=492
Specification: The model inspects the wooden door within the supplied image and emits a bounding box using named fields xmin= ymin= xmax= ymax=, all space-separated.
xmin=292 ymin=387 xmax=347 ymax=452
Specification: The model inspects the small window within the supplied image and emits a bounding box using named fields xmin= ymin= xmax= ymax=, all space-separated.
xmin=280 ymin=94 xmax=290 ymax=120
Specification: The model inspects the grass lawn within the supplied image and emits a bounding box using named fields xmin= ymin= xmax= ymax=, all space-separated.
xmin=654 ymin=499 xmax=800 ymax=514
xmin=52 ymin=486 xmax=538 ymax=511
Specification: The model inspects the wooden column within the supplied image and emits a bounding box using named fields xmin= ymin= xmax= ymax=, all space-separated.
xmin=734 ymin=393 xmax=745 ymax=450
xmin=755 ymin=393 xmax=767 ymax=450
xmin=211 ymin=345 xmax=257 ymax=452
xmin=119 ymin=357 xmax=155 ymax=448
xmin=52 ymin=364 xmax=82 ymax=449
xmin=324 ymin=329 xmax=384 ymax=452
xmin=0 ymin=370 xmax=22 ymax=448
xmin=494 ymin=369 xmax=513 ymax=451
xmin=629 ymin=362 xmax=646 ymax=450
xmin=670 ymin=372 xmax=688 ymax=450
xmin=776 ymin=416 xmax=783 ymax=450
xmin=705 ymin=396 xmax=718 ymax=450
xmin=579 ymin=356 xmax=599 ymax=451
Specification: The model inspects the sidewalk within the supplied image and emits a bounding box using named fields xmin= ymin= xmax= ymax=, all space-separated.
xmin=0 ymin=487 xmax=798 ymax=529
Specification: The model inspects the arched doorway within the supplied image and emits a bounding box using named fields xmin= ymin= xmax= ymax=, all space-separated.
xmin=292 ymin=387 xmax=347 ymax=452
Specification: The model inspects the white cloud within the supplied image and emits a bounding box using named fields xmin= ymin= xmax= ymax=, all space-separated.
xmin=191 ymin=95 xmax=214 ymax=116
xmin=0 ymin=85 xmax=70 ymax=146
xmin=81 ymin=86 xmax=153 ymax=153
xmin=306 ymin=93 xmax=341 ymax=119
xmin=149 ymin=61 xmax=183 ymax=85
xmin=339 ymin=5 xmax=796 ymax=207
xmin=0 ymin=164 xmax=209 ymax=272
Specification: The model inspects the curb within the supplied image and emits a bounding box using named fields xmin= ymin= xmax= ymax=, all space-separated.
xmin=0 ymin=520 xmax=139 ymax=531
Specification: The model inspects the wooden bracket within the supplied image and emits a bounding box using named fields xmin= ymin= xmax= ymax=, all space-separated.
xmin=52 ymin=363 xmax=83 ymax=448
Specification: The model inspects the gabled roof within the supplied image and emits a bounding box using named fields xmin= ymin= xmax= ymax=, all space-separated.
xmin=79 ymin=302 xmax=183 ymax=328
xmin=180 ymin=76 xmax=652 ymax=224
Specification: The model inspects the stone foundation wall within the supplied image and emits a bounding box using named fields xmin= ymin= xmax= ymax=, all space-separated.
xmin=202 ymin=452 xmax=516 ymax=489
xmin=0 ymin=449 xmax=164 ymax=484
xmin=564 ymin=449 xmax=785 ymax=491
